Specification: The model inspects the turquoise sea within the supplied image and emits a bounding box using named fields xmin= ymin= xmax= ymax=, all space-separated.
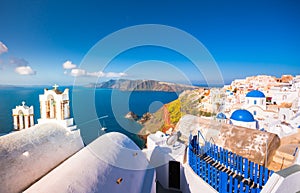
xmin=0 ymin=87 xmax=179 ymax=148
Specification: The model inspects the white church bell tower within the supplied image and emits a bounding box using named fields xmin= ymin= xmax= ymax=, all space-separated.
xmin=38 ymin=84 xmax=76 ymax=131
xmin=12 ymin=101 xmax=34 ymax=131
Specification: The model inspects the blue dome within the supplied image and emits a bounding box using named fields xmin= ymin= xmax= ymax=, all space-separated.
xmin=230 ymin=109 xmax=255 ymax=122
xmin=246 ymin=90 xmax=265 ymax=98
xmin=216 ymin=113 xmax=227 ymax=119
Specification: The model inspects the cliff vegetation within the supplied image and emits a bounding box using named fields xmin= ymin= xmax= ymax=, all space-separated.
xmin=139 ymin=88 xmax=219 ymax=136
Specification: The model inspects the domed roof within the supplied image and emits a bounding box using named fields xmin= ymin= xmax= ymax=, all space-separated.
xmin=216 ymin=112 xmax=227 ymax=119
xmin=230 ymin=109 xmax=255 ymax=122
xmin=24 ymin=132 xmax=155 ymax=193
xmin=246 ymin=90 xmax=265 ymax=98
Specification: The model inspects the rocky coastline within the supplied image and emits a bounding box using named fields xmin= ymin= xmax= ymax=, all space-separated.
xmin=125 ymin=111 xmax=152 ymax=125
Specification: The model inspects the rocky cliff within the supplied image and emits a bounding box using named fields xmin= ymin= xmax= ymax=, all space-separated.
xmin=125 ymin=111 xmax=152 ymax=125
xmin=87 ymin=79 xmax=198 ymax=92
xmin=139 ymin=88 xmax=215 ymax=136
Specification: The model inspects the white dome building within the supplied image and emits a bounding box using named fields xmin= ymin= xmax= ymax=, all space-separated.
xmin=244 ymin=90 xmax=266 ymax=110
xmin=230 ymin=109 xmax=257 ymax=129
xmin=24 ymin=132 xmax=156 ymax=193
xmin=243 ymin=90 xmax=267 ymax=120
xmin=216 ymin=112 xmax=228 ymax=123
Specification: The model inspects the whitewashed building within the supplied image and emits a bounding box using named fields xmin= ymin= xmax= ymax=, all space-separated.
xmin=38 ymin=84 xmax=76 ymax=130
xmin=220 ymin=75 xmax=300 ymax=137
xmin=230 ymin=109 xmax=257 ymax=129
xmin=24 ymin=132 xmax=156 ymax=193
xmin=1 ymin=114 xmax=300 ymax=193
xmin=244 ymin=90 xmax=266 ymax=110
xmin=12 ymin=101 xmax=34 ymax=130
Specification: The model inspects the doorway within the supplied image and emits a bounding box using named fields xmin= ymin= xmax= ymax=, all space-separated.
xmin=169 ymin=160 xmax=180 ymax=189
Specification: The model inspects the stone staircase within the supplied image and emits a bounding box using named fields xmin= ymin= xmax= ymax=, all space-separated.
xmin=269 ymin=144 xmax=298 ymax=171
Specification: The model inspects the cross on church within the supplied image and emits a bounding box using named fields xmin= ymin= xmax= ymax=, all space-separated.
xmin=53 ymin=84 xmax=59 ymax=90
xmin=22 ymin=101 xmax=25 ymax=106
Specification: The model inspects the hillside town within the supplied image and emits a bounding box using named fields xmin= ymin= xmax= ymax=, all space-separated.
xmin=192 ymin=75 xmax=300 ymax=171
xmin=2 ymin=75 xmax=300 ymax=193
xmin=221 ymin=75 xmax=300 ymax=138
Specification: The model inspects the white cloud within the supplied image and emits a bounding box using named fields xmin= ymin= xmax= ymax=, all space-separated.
xmin=70 ymin=68 xmax=86 ymax=77
xmin=63 ymin=60 xmax=77 ymax=69
xmin=0 ymin=41 xmax=8 ymax=55
xmin=86 ymin=71 xmax=105 ymax=77
xmin=69 ymin=68 xmax=127 ymax=78
xmin=15 ymin=66 xmax=36 ymax=75
xmin=106 ymin=72 xmax=127 ymax=78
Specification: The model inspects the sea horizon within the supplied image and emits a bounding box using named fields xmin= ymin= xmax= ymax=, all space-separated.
xmin=0 ymin=86 xmax=179 ymax=148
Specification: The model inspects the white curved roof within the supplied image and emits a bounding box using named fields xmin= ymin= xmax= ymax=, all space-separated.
xmin=24 ymin=132 xmax=156 ymax=193
xmin=86 ymin=132 xmax=151 ymax=170
xmin=0 ymin=123 xmax=84 ymax=193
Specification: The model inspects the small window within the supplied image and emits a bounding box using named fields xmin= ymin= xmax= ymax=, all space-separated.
xmin=254 ymin=111 xmax=257 ymax=116
xmin=283 ymin=114 xmax=286 ymax=121
xmin=254 ymin=100 xmax=257 ymax=105
xmin=283 ymin=95 xmax=287 ymax=101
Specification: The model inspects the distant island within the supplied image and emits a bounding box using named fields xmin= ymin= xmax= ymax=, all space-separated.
xmin=86 ymin=79 xmax=198 ymax=92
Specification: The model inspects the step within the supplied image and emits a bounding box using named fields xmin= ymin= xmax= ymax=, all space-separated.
xmin=275 ymin=151 xmax=295 ymax=161
xmin=273 ymin=153 xmax=293 ymax=160
xmin=272 ymin=156 xmax=294 ymax=166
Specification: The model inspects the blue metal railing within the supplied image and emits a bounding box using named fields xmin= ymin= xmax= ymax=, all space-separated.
xmin=188 ymin=135 xmax=274 ymax=193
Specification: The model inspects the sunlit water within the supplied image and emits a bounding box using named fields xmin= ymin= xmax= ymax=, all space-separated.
xmin=0 ymin=87 xmax=178 ymax=148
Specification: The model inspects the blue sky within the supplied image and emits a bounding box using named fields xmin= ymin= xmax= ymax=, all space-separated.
xmin=0 ymin=0 xmax=299 ymax=85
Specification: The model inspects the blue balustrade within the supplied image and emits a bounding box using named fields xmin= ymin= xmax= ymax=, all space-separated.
xmin=254 ymin=163 xmax=258 ymax=184
xmin=244 ymin=158 xmax=249 ymax=178
xmin=250 ymin=162 xmax=254 ymax=181
xmin=229 ymin=175 xmax=233 ymax=193
xmin=188 ymin=134 xmax=274 ymax=193
xmin=225 ymin=150 xmax=229 ymax=167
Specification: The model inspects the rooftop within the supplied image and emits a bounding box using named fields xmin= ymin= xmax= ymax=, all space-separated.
xmin=246 ymin=90 xmax=266 ymax=98
xmin=230 ymin=109 xmax=255 ymax=122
